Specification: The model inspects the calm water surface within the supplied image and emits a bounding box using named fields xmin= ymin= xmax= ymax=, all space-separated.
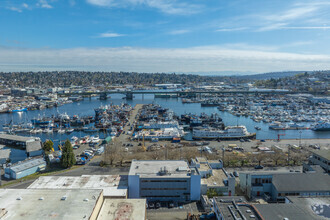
xmin=1 ymin=94 xmax=328 ymax=162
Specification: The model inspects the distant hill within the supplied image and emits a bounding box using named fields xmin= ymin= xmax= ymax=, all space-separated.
xmin=233 ymin=70 xmax=330 ymax=80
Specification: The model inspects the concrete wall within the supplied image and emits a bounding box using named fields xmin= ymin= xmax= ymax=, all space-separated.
xmin=227 ymin=176 xmax=235 ymax=196
xmin=28 ymin=150 xmax=43 ymax=157
xmin=128 ymin=175 xmax=140 ymax=198
xmin=191 ymin=175 xmax=201 ymax=201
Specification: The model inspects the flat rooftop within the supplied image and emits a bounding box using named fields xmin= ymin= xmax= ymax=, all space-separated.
xmin=129 ymin=160 xmax=192 ymax=177
xmin=28 ymin=175 xmax=128 ymax=197
xmin=214 ymin=196 xmax=261 ymax=220
xmin=0 ymin=188 xmax=102 ymax=220
xmin=202 ymin=169 xmax=227 ymax=187
xmin=199 ymin=163 xmax=211 ymax=172
xmin=0 ymin=149 xmax=10 ymax=159
xmin=97 ymin=198 xmax=146 ymax=220
xmin=311 ymin=149 xmax=330 ymax=161
xmin=255 ymin=197 xmax=330 ymax=220
xmin=195 ymin=157 xmax=207 ymax=163
xmin=0 ymin=134 xmax=36 ymax=143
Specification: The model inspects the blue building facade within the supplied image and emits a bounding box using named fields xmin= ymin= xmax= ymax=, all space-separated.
xmin=5 ymin=158 xmax=46 ymax=179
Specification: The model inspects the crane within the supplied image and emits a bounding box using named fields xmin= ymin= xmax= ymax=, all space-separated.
xmin=277 ymin=134 xmax=285 ymax=142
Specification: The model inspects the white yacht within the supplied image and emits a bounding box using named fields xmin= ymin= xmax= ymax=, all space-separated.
xmin=192 ymin=126 xmax=253 ymax=139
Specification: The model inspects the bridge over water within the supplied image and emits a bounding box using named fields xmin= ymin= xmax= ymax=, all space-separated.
xmin=60 ymin=89 xmax=293 ymax=100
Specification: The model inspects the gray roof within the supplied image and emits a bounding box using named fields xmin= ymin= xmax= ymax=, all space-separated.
xmin=311 ymin=149 xmax=330 ymax=161
xmin=129 ymin=160 xmax=192 ymax=177
xmin=26 ymin=141 xmax=42 ymax=152
xmin=0 ymin=149 xmax=11 ymax=159
xmin=9 ymin=158 xmax=46 ymax=173
xmin=272 ymin=173 xmax=330 ymax=192
xmin=0 ymin=134 xmax=35 ymax=143
xmin=0 ymin=189 xmax=102 ymax=220
xmin=255 ymin=197 xmax=330 ymax=220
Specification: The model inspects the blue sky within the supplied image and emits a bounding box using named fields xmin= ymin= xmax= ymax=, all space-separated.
xmin=1 ymin=0 xmax=330 ymax=74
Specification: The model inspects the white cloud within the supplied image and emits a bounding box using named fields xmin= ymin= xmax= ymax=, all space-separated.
xmin=168 ymin=29 xmax=190 ymax=35
xmin=216 ymin=27 xmax=248 ymax=32
xmin=8 ymin=7 xmax=22 ymax=12
xmin=86 ymin=0 xmax=201 ymax=15
xmin=96 ymin=32 xmax=125 ymax=38
xmin=265 ymin=6 xmax=318 ymax=22
xmin=1 ymin=46 xmax=330 ymax=73
xmin=37 ymin=0 xmax=53 ymax=9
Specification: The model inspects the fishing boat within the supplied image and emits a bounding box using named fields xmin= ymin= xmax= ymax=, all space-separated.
xmin=9 ymin=107 xmax=28 ymax=113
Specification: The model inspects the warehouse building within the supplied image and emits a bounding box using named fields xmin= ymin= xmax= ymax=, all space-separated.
xmin=239 ymin=166 xmax=330 ymax=201
xmin=128 ymin=160 xmax=201 ymax=202
xmin=28 ymin=175 xmax=128 ymax=198
xmin=0 ymin=188 xmax=146 ymax=220
xmin=0 ymin=188 xmax=103 ymax=220
xmin=212 ymin=196 xmax=329 ymax=220
xmin=4 ymin=157 xmax=46 ymax=179
xmin=0 ymin=134 xmax=42 ymax=157
xmin=308 ymin=149 xmax=330 ymax=173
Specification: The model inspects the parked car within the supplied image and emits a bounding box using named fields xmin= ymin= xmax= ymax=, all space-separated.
xmin=233 ymin=171 xmax=239 ymax=177
xmin=148 ymin=202 xmax=154 ymax=209
xmin=168 ymin=201 xmax=174 ymax=208
xmin=155 ymin=202 xmax=161 ymax=209
xmin=255 ymin=165 xmax=264 ymax=169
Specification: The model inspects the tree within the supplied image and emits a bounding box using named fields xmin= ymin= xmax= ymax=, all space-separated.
xmin=43 ymin=140 xmax=54 ymax=153
xmin=104 ymin=143 xmax=118 ymax=165
xmin=270 ymin=151 xmax=285 ymax=166
xmin=60 ymin=140 xmax=76 ymax=168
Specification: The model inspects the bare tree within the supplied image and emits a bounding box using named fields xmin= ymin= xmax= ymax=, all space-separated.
xmin=270 ymin=151 xmax=285 ymax=166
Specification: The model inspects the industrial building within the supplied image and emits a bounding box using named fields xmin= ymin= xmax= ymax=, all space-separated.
xmin=128 ymin=160 xmax=201 ymax=202
xmin=191 ymin=157 xmax=235 ymax=196
xmin=213 ymin=196 xmax=262 ymax=220
xmin=4 ymin=157 xmax=46 ymax=179
xmin=0 ymin=134 xmax=43 ymax=157
xmin=239 ymin=165 xmax=330 ymax=201
xmin=28 ymin=175 xmax=128 ymax=198
xmin=0 ymin=188 xmax=146 ymax=220
xmin=212 ymin=196 xmax=329 ymax=220
xmin=0 ymin=188 xmax=103 ymax=220
xmin=255 ymin=197 xmax=330 ymax=220
xmin=308 ymin=149 xmax=330 ymax=173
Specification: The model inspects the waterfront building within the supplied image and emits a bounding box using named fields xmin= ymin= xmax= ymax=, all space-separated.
xmin=4 ymin=157 xmax=46 ymax=179
xmin=0 ymin=134 xmax=43 ymax=157
xmin=128 ymin=160 xmax=201 ymax=202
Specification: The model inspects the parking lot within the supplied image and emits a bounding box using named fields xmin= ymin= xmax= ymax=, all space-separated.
xmin=146 ymin=201 xmax=202 ymax=219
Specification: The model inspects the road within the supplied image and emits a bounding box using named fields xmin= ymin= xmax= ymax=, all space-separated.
xmin=112 ymin=104 xmax=143 ymax=148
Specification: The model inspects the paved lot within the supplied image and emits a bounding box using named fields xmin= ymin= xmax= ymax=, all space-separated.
xmin=147 ymin=202 xmax=202 ymax=220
